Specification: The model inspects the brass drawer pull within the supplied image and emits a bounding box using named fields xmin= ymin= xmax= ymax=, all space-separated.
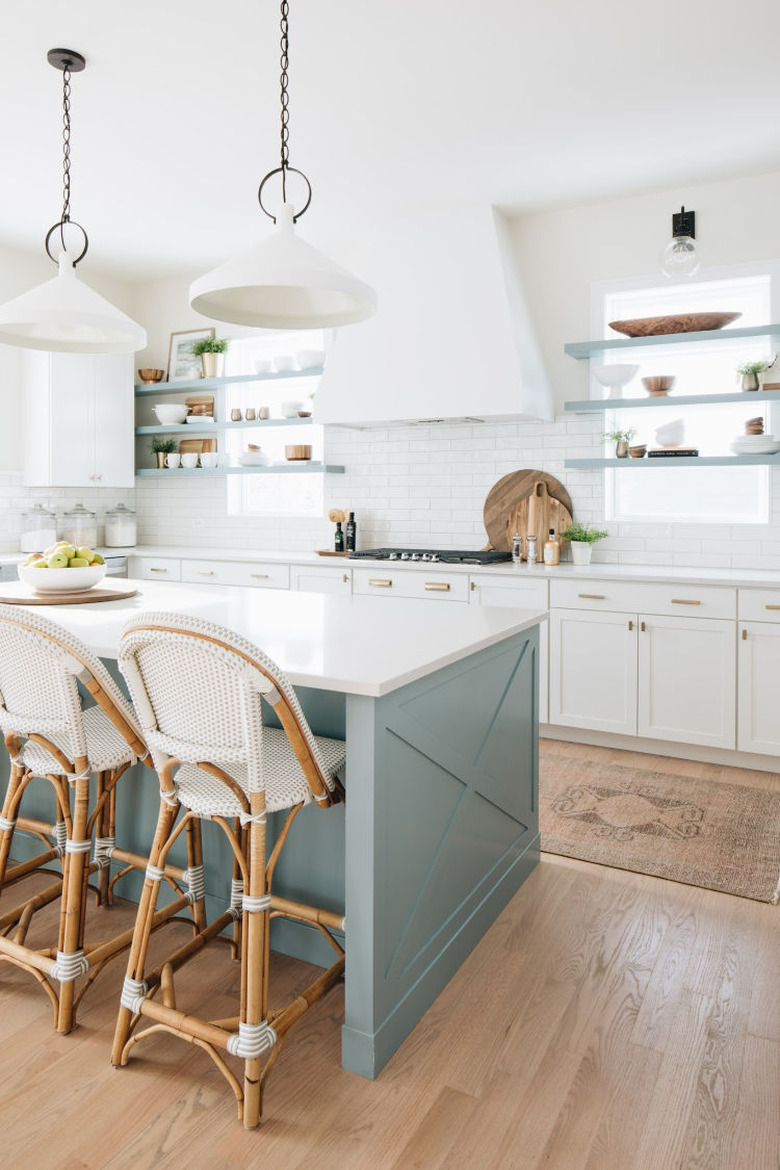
xmin=470 ymin=581 xmax=477 ymax=591
xmin=197 ymin=570 xmax=215 ymax=576
xmin=578 ymin=593 xmax=605 ymax=600
xmin=628 ymin=620 xmax=634 ymax=631
xmin=765 ymin=605 xmax=780 ymax=611
xmin=342 ymin=574 xmax=349 ymax=583
xmin=250 ymin=573 xmax=270 ymax=579
xmin=425 ymin=582 xmax=451 ymax=592
xmin=671 ymin=598 xmax=701 ymax=605
xmin=149 ymin=567 xmax=168 ymax=573
xmin=742 ymin=629 xmax=748 ymax=640
xmin=368 ymin=578 xmax=392 ymax=587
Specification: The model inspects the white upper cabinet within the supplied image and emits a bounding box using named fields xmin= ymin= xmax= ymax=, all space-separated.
xmin=315 ymin=204 xmax=553 ymax=427
xmin=23 ymin=352 xmax=134 ymax=487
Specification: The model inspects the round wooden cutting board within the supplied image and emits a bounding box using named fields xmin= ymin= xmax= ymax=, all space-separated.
xmin=483 ymin=470 xmax=574 ymax=554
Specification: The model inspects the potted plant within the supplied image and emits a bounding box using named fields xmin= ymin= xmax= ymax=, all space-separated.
xmin=150 ymin=436 xmax=176 ymax=469
xmin=559 ymin=523 xmax=609 ymax=566
xmin=602 ymin=428 xmax=636 ymax=458
xmin=736 ymin=358 xmax=773 ymax=392
xmin=191 ymin=337 xmax=229 ymax=378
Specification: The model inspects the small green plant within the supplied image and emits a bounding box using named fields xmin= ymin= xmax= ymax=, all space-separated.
xmin=736 ymin=359 xmax=771 ymax=376
xmin=191 ymin=337 xmax=229 ymax=356
xmin=150 ymin=436 xmax=177 ymax=454
xmin=602 ymin=428 xmax=636 ymax=443
xmin=559 ymin=523 xmax=609 ymax=544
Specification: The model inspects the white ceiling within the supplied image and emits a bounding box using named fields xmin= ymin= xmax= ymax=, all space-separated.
xmin=3 ymin=0 xmax=780 ymax=281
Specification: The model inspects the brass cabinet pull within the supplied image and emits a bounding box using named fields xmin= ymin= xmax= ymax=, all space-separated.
xmin=628 ymin=620 xmax=634 ymax=631
xmin=197 ymin=570 xmax=215 ymax=576
xmin=470 ymin=581 xmax=477 ymax=591
xmin=250 ymin=573 xmax=269 ymax=579
xmin=368 ymin=578 xmax=392 ymax=587
xmin=765 ymin=605 xmax=780 ymax=611
xmin=641 ymin=621 xmax=646 ymax=632
xmin=342 ymin=574 xmax=349 ymax=583
xmin=425 ymin=582 xmax=451 ymax=592
xmin=671 ymin=598 xmax=701 ymax=605
xmin=742 ymin=629 xmax=748 ymax=640
xmin=149 ymin=567 xmax=168 ymax=573
xmin=578 ymin=593 xmax=605 ymax=600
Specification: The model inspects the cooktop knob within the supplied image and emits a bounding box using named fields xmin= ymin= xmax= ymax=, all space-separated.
xmin=388 ymin=552 xmax=398 ymax=560
xmin=411 ymin=553 xmax=421 ymax=561
xmin=400 ymin=552 xmax=411 ymax=560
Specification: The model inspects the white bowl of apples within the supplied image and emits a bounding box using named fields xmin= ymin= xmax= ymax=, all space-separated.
xmin=18 ymin=543 xmax=106 ymax=594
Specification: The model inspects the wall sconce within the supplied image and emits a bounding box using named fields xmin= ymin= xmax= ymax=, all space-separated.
xmin=660 ymin=206 xmax=700 ymax=278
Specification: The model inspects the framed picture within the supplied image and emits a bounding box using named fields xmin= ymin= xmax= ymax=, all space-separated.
xmin=167 ymin=327 xmax=215 ymax=382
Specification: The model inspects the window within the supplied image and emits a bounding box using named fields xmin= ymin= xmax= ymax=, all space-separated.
xmin=223 ymin=331 xmax=326 ymax=518
xmin=594 ymin=271 xmax=775 ymax=524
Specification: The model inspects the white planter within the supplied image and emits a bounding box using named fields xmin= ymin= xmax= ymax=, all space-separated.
xmin=570 ymin=541 xmax=593 ymax=566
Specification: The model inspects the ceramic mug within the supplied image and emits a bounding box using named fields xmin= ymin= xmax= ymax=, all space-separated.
xmin=180 ymin=452 xmax=199 ymax=468
xmin=245 ymin=407 xmax=256 ymax=421
xmin=258 ymin=406 xmax=270 ymax=420
xmin=165 ymin=453 xmax=181 ymax=469
xmin=200 ymin=452 xmax=219 ymax=469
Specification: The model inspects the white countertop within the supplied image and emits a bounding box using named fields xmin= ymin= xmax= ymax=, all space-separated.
xmin=27 ymin=579 xmax=545 ymax=698
xmin=122 ymin=545 xmax=780 ymax=589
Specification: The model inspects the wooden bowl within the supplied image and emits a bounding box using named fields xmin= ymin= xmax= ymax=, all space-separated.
xmin=608 ymin=312 xmax=741 ymax=338
xmin=628 ymin=445 xmax=647 ymax=458
xmin=138 ymin=368 xmax=165 ymax=383
xmin=641 ymin=375 xmax=676 ymax=396
xmin=285 ymin=445 xmax=312 ymax=461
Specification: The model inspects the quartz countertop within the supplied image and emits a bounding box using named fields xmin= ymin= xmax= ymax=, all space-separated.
xmin=30 ymin=579 xmax=545 ymax=698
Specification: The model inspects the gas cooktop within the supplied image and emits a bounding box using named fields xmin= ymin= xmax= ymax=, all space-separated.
xmin=348 ymin=548 xmax=511 ymax=565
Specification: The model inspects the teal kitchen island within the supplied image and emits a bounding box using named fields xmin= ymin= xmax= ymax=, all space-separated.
xmin=11 ymin=581 xmax=545 ymax=1078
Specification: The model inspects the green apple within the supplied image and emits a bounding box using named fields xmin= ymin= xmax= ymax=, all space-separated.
xmin=69 ymin=557 xmax=89 ymax=568
xmin=59 ymin=544 xmax=77 ymax=561
xmin=76 ymin=546 xmax=94 ymax=562
xmin=47 ymin=552 xmax=69 ymax=569
xmin=31 ymin=560 xmax=49 ymax=568
xmin=91 ymin=552 xmax=105 ymax=565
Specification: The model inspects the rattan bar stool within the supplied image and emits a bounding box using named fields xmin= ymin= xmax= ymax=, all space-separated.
xmin=0 ymin=604 xmax=203 ymax=1033
xmin=111 ymin=612 xmax=346 ymax=1130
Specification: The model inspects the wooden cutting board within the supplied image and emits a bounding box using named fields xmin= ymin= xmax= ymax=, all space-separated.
xmin=179 ymin=437 xmax=217 ymax=455
xmin=0 ymin=583 xmax=138 ymax=606
xmin=484 ymin=470 xmax=573 ymax=553
xmin=505 ymin=482 xmax=573 ymax=561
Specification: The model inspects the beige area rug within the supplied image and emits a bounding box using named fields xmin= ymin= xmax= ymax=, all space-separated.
xmin=540 ymin=757 xmax=780 ymax=903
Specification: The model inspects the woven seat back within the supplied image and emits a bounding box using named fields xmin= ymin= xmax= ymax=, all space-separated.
xmin=119 ymin=612 xmax=336 ymax=799
xmin=0 ymin=604 xmax=144 ymax=765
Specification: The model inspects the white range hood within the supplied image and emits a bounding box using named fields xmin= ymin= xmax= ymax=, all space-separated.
xmin=315 ymin=203 xmax=553 ymax=427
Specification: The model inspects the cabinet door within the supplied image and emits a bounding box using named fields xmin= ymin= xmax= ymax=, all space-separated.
xmin=92 ymin=355 xmax=134 ymax=486
xmin=738 ymin=621 xmax=780 ymax=755
xmin=549 ymin=608 xmax=637 ymax=734
xmin=181 ymin=559 xmax=289 ymax=589
xmin=291 ymin=566 xmax=352 ymax=595
xmin=470 ymin=575 xmax=548 ymax=723
xmin=638 ymin=615 xmax=736 ymax=749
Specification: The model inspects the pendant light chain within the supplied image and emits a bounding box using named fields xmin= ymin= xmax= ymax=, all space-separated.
xmin=60 ymin=63 xmax=73 ymax=226
xmin=280 ymin=0 xmax=290 ymax=202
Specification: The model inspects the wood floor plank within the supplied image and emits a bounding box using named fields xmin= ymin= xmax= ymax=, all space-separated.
xmin=727 ymin=1033 xmax=780 ymax=1170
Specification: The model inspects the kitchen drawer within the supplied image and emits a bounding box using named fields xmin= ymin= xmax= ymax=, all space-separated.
xmin=129 ymin=555 xmax=181 ymax=582
xmin=352 ymin=567 xmax=468 ymax=602
xmin=550 ymin=578 xmax=735 ymax=620
xmin=737 ymin=588 xmax=780 ymax=622
xmin=469 ymin=573 xmax=548 ymax=609
xmin=181 ymin=560 xmax=290 ymax=589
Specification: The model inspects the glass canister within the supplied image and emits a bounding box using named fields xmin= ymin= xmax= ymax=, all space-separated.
xmin=104 ymin=503 xmax=137 ymax=548
xmin=20 ymin=503 xmax=57 ymax=553
xmin=60 ymin=503 xmax=99 ymax=549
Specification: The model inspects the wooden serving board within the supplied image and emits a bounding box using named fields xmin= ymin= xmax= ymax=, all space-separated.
xmin=484 ymin=470 xmax=573 ymax=553
xmin=179 ymin=437 xmax=217 ymax=455
xmin=315 ymin=550 xmax=349 ymax=557
xmin=0 ymin=583 xmax=138 ymax=606
xmin=505 ymin=483 xmax=573 ymax=561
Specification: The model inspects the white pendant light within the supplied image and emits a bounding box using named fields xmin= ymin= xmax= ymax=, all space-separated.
xmin=0 ymin=49 xmax=146 ymax=355
xmin=190 ymin=1 xmax=376 ymax=330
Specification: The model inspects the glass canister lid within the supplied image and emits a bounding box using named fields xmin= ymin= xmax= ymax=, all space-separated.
xmin=63 ymin=502 xmax=97 ymax=520
xmin=21 ymin=502 xmax=56 ymax=524
xmin=105 ymin=502 xmax=136 ymax=519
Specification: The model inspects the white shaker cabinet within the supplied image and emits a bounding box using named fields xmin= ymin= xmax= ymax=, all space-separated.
xmin=291 ymin=565 xmax=352 ymax=595
xmin=549 ymin=608 xmax=637 ymax=735
xmin=469 ymin=574 xmax=549 ymax=723
xmin=737 ymin=590 xmax=780 ymax=755
xmin=23 ymin=352 xmax=134 ymax=488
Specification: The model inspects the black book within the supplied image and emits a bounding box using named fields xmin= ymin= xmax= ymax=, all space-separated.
xmin=647 ymin=448 xmax=699 ymax=458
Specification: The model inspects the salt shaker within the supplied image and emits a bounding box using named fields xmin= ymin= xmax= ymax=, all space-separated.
xmin=526 ymin=534 xmax=538 ymax=566
xmin=512 ymin=534 xmax=523 ymax=564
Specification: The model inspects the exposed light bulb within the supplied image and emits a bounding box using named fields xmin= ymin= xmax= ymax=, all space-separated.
xmin=660 ymin=206 xmax=700 ymax=278
xmin=661 ymin=235 xmax=700 ymax=277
